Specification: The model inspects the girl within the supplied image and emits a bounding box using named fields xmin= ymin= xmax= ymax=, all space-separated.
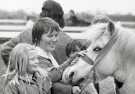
xmin=3 ymin=43 xmax=52 ymax=94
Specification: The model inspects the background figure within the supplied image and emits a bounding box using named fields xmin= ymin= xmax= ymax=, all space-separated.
xmin=67 ymin=10 xmax=91 ymax=26
xmin=65 ymin=39 xmax=87 ymax=57
xmin=40 ymin=0 xmax=64 ymax=28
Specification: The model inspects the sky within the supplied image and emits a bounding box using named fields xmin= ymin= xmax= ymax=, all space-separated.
xmin=0 ymin=0 xmax=135 ymax=14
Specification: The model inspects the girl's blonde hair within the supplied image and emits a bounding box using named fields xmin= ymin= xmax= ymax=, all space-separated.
xmin=4 ymin=43 xmax=33 ymax=84
xmin=8 ymin=43 xmax=30 ymax=74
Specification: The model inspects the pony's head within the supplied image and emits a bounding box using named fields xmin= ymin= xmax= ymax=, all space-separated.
xmin=62 ymin=15 xmax=118 ymax=84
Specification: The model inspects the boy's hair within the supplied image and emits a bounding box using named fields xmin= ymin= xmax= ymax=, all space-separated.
xmin=32 ymin=17 xmax=61 ymax=45
xmin=66 ymin=40 xmax=87 ymax=57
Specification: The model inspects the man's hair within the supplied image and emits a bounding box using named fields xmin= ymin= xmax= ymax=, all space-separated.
xmin=32 ymin=17 xmax=61 ymax=45
xmin=66 ymin=40 xmax=87 ymax=57
xmin=40 ymin=0 xmax=64 ymax=28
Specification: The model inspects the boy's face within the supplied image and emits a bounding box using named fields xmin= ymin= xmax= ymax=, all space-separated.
xmin=69 ymin=46 xmax=81 ymax=57
xmin=40 ymin=30 xmax=59 ymax=52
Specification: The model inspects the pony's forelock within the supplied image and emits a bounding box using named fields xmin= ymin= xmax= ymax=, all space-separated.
xmin=92 ymin=15 xmax=112 ymax=24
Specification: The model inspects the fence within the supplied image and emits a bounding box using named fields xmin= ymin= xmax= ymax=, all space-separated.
xmin=0 ymin=19 xmax=135 ymax=43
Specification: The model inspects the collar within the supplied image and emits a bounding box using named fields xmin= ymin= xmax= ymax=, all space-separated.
xmin=35 ymin=46 xmax=59 ymax=67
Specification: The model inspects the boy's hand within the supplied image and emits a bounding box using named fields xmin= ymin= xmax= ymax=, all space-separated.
xmin=77 ymin=50 xmax=88 ymax=56
xmin=72 ymin=86 xmax=81 ymax=94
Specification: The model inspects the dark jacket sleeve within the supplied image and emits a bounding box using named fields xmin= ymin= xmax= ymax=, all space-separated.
xmin=0 ymin=38 xmax=19 ymax=66
xmin=0 ymin=28 xmax=32 ymax=66
xmin=51 ymin=82 xmax=72 ymax=94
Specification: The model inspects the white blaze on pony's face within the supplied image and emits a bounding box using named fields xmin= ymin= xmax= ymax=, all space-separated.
xmin=62 ymin=57 xmax=93 ymax=84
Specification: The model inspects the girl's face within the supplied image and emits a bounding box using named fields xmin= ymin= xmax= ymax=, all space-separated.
xmin=27 ymin=55 xmax=39 ymax=74
xmin=40 ymin=30 xmax=59 ymax=52
xmin=27 ymin=54 xmax=48 ymax=76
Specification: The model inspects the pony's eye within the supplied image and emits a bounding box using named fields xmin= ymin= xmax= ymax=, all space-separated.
xmin=93 ymin=46 xmax=102 ymax=52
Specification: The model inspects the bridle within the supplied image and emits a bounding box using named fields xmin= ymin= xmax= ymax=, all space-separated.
xmin=79 ymin=29 xmax=119 ymax=93
xmin=90 ymin=29 xmax=118 ymax=73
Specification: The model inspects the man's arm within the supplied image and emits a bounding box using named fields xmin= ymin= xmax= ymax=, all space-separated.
xmin=1 ymin=37 xmax=20 ymax=66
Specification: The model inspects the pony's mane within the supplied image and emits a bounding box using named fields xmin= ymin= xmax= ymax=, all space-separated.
xmin=111 ymin=24 xmax=135 ymax=66
xmin=83 ymin=23 xmax=108 ymax=41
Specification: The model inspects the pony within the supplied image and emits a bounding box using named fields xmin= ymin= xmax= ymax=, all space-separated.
xmin=62 ymin=16 xmax=135 ymax=94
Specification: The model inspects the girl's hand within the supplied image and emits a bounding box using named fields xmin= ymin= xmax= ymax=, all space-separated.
xmin=72 ymin=86 xmax=81 ymax=94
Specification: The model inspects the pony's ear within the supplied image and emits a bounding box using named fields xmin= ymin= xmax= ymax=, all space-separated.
xmin=107 ymin=21 xmax=115 ymax=35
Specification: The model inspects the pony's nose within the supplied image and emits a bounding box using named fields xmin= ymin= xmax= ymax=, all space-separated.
xmin=69 ymin=71 xmax=75 ymax=80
